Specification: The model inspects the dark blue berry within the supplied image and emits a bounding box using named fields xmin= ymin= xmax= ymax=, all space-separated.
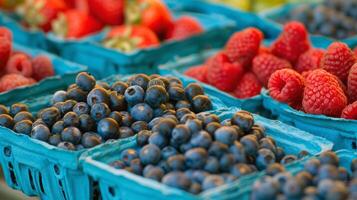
xmin=144 ymin=166 xmax=164 ymax=181
xmin=185 ymin=119 xmax=202 ymax=133
xmin=131 ymin=121 xmax=148 ymax=133
xmin=120 ymin=111 xmax=133 ymax=126
xmin=75 ymin=72 xmax=96 ymax=91
xmin=90 ymin=103 xmax=110 ymax=121
xmin=161 ymin=146 xmax=178 ymax=160
xmin=119 ymin=126 xmax=134 ymax=138
xmin=202 ymin=175 xmax=224 ymax=191
xmin=78 ymin=114 xmax=96 ymax=132
xmin=136 ymin=130 xmax=152 ymax=146
xmin=298 ymin=150 xmax=310 ymax=159
xmin=170 ymin=124 xmax=191 ymax=146
xmin=63 ymin=111 xmax=79 ymax=127
xmin=266 ymin=163 xmax=285 ymax=176
xmin=124 ymin=85 xmax=145 ymax=105
xmin=175 ymin=100 xmax=191 ymax=110
xmin=109 ymin=92 xmax=127 ymax=111
xmin=283 ymin=178 xmax=304 ymax=199
xmin=128 ymin=74 xmax=150 ymax=90
xmin=109 ymin=160 xmax=126 ymax=169
xmin=252 ymin=176 xmax=279 ymax=200
xmin=10 ymin=103 xmax=28 ymax=116
xmin=167 ymin=77 xmax=183 ymax=87
xmin=168 ymin=86 xmax=185 ymax=101
xmin=81 ymin=132 xmax=102 ymax=148
xmin=204 ymin=156 xmax=220 ymax=173
xmin=97 ymin=118 xmax=119 ymax=140
xmin=220 ymin=153 xmax=236 ymax=172
xmin=351 ymin=158 xmax=357 ymax=172
xmin=87 ymin=88 xmax=109 ymax=106
xmin=256 ymin=148 xmax=276 ymax=170
xmin=259 ymin=138 xmax=277 ymax=154
xmin=61 ymin=126 xmax=81 ymax=144
xmin=319 ymin=151 xmax=339 ymax=166
xmin=190 ymin=130 xmax=212 ymax=149
xmin=32 ymin=119 xmax=46 ymax=128
xmin=148 ymin=132 xmax=168 ymax=149
xmin=205 ymin=122 xmax=221 ymax=136
xmin=275 ymin=147 xmax=285 ymax=162
xmin=140 ymin=144 xmax=161 ymax=165
xmin=167 ymin=155 xmax=186 ymax=171
xmin=304 ymin=158 xmax=320 ymax=176
xmin=120 ymin=149 xmax=139 ymax=165
xmin=31 ymin=124 xmax=51 ymax=141
xmin=152 ymin=118 xmax=176 ymax=136
xmin=111 ymin=81 xmax=128 ymax=95
xmin=67 ymin=87 xmax=87 ymax=102
xmin=162 ymin=172 xmax=191 ymax=191
xmin=176 ymin=108 xmax=192 ymax=120
xmin=40 ymin=107 xmax=61 ymax=126
xmin=240 ymin=135 xmax=259 ymax=157
xmin=192 ymin=95 xmax=212 ymax=113
xmin=0 ymin=105 xmax=9 ymax=115
xmin=130 ymin=158 xmax=143 ymax=175
xmin=229 ymin=141 xmax=246 ymax=163
xmin=280 ymin=155 xmax=297 ymax=165
xmin=153 ymin=104 xmax=167 ymax=117
xmin=130 ymin=103 xmax=153 ymax=122
xmin=13 ymin=111 xmax=33 ymax=123
xmin=185 ymin=147 xmax=208 ymax=169
xmin=208 ymin=141 xmax=229 ymax=158
xmin=109 ymin=111 xmax=122 ymax=125
xmin=148 ymin=78 xmax=165 ymax=88
xmin=60 ymin=100 xmax=77 ymax=114
xmin=48 ymin=134 xmax=62 ymax=146
xmin=13 ymin=120 xmax=32 ymax=135
xmin=73 ymin=102 xmax=90 ymax=115
xmin=231 ymin=111 xmax=254 ymax=132
xmin=318 ymin=165 xmax=339 ymax=181
xmin=189 ymin=182 xmax=202 ymax=194
xmin=179 ymin=113 xmax=196 ymax=124
xmin=57 ymin=142 xmax=76 ymax=151
xmin=184 ymin=83 xmax=204 ymax=101
xmin=145 ymin=85 xmax=167 ymax=108
xmin=0 ymin=114 xmax=14 ymax=128
xmin=214 ymin=126 xmax=238 ymax=146
xmin=230 ymin=163 xmax=252 ymax=178
xmin=180 ymin=143 xmax=193 ymax=153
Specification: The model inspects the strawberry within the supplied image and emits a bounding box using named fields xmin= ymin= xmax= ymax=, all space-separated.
xmin=5 ymin=54 xmax=33 ymax=77
xmin=20 ymin=0 xmax=68 ymax=32
xmin=0 ymin=74 xmax=36 ymax=92
xmin=233 ymin=72 xmax=262 ymax=99
xmin=32 ymin=55 xmax=55 ymax=81
xmin=52 ymin=9 xmax=103 ymax=39
xmin=271 ymin=21 xmax=310 ymax=63
xmin=295 ymin=48 xmax=325 ymax=73
xmin=87 ymin=0 xmax=124 ymax=25
xmin=184 ymin=65 xmax=208 ymax=83
xmin=225 ymin=28 xmax=263 ymax=68
xmin=166 ymin=16 xmax=203 ymax=40
xmin=102 ymin=25 xmax=159 ymax=52
xmin=206 ymin=52 xmax=244 ymax=92
xmin=0 ymin=37 xmax=11 ymax=70
xmin=126 ymin=0 xmax=174 ymax=39
xmin=320 ymin=42 xmax=356 ymax=83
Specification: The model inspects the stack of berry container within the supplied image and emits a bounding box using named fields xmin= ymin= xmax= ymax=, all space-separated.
xmin=82 ymin=107 xmax=332 ymax=200
xmin=0 ymin=73 xmax=227 ymax=200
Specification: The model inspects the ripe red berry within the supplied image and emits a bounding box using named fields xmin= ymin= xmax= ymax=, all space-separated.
xmin=233 ymin=72 xmax=262 ymax=99
xmin=302 ymin=69 xmax=347 ymax=117
xmin=184 ymin=65 xmax=208 ymax=83
xmin=341 ymin=101 xmax=357 ymax=120
xmin=225 ymin=28 xmax=263 ymax=68
xmin=295 ymin=48 xmax=325 ymax=73
xmin=268 ymin=68 xmax=304 ymax=106
xmin=0 ymin=37 xmax=11 ymax=70
xmin=252 ymin=53 xmax=292 ymax=86
xmin=167 ymin=16 xmax=203 ymax=40
xmin=0 ymin=27 xmax=12 ymax=41
xmin=0 ymin=74 xmax=36 ymax=92
xmin=5 ymin=54 xmax=33 ymax=77
xmin=347 ymin=63 xmax=357 ymax=102
xmin=206 ymin=52 xmax=244 ymax=92
xmin=320 ymin=42 xmax=356 ymax=83
xmin=32 ymin=55 xmax=55 ymax=81
xmin=271 ymin=21 xmax=310 ymax=63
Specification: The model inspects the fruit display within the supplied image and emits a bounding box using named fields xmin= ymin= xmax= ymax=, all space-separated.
xmin=0 ymin=27 xmax=54 ymax=93
xmin=0 ymin=72 xmax=213 ymax=150
xmin=251 ymin=151 xmax=357 ymax=200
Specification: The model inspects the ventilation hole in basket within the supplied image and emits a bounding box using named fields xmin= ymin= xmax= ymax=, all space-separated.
xmin=108 ymin=187 xmax=115 ymax=197
xmin=54 ymin=165 xmax=60 ymax=175
xmin=38 ymin=173 xmax=45 ymax=194
xmin=92 ymin=180 xmax=100 ymax=200
xmin=4 ymin=146 xmax=11 ymax=157
xmin=9 ymin=168 xmax=17 ymax=186
xmin=58 ymin=180 xmax=67 ymax=200
xmin=28 ymin=170 xmax=35 ymax=190
xmin=352 ymin=141 xmax=357 ymax=150
xmin=8 ymin=162 xmax=13 ymax=169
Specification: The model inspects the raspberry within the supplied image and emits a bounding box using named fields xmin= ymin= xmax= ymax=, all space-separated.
xmin=225 ymin=28 xmax=263 ymax=68
xmin=320 ymin=42 xmax=356 ymax=83
xmin=167 ymin=16 xmax=203 ymax=40
xmin=302 ymin=69 xmax=347 ymax=117
xmin=259 ymin=46 xmax=271 ymax=54
xmin=341 ymin=101 xmax=357 ymax=120
xmin=0 ymin=74 xmax=36 ymax=92
xmin=32 ymin=55 xmax=55 ymax=81
xmin=184 ymin=65 xmax=208 ymax=83
xmin=271 ymin=21 xmax=310 ymax=63
xmin=347 ymin=63 xmax=357 ymax=102
xmin=268 ymin=68 xmax=305 ymax=106
xmin=233 ymin=72 xmax=262 ymax=99
xmin=354 ymin=47 xmax=357 ymax=57
xmin=206 ymin=52 xmax=244 ymax=92
xmin=5 ymin=53 xmax=33 ymax=77
xmin=0 ymin=27 xmax=12 ymax=41
xmin=295 ymin=48 xmax=325 ymax=73
xmin=0 ymin=37 xmax=11 ymax=70
xmin=252 ymin=53 xmax=292 ymax=86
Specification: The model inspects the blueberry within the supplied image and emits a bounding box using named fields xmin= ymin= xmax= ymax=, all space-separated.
xmin=144 ymin=166 xmax=164 ymax=181
xmin=81 ymin=132 xmax=102 ymax=148
xmin=273 ymin=172 xmax=292 ymax=192
xmin=0 ymin=114 xmax=14 ymax=128
xmin=231 ymin=111 xmax=254 ymax=132
xmin=326 ymin=180 xmax=348 ymax=200
xmin=10 ymin=103 xmax=28 ymax=116
xmin=120 ymin=149 xmax=139 ymax=165
xmin=97 ymin=118 xmax=119 ymax=140
xmin=319 ymin=151 xmax=339 ymax=166
xmin=124 ymin=85 xmax=145 ymax=105
xmin=12 ymin=111 xmax=33 ymax=123
xmin=167 ymin=77 xmax=183 ymax=87
xmin=202 ymin=175 xmax=224 ymax=191
xmin=208 ymin=141 xmax=229 ymax=158
xmin=298 ymin=150 xmax=310 ymax=159
xmin=109 ymin=92 xmax=127 ymax=111
xmin=75 ymin=72 xmax=96 ymax=91
xmin=153 ymin=104 xmax=167 ymax=117
xmin=130 ymin=158 xmax=143 ymax=175
xmin=229 ymin=141 xmax=247 ymax=163
xmin=128 ymin=74 xmax=150 ymax=90
xmin=111 ymin=81 xmax=128 ymax=95
xmin=90 ymin=103 xmax=110 ymax=121
xmin=167 ymin=155 xmax=185 ymax=171
xmin=304 ymin=158 xmax=320 ymax=176
xmin=32 ymin=119 xmax=46 ymax=128
xmin=130 ymin=103 xmax=153 ymax=122
xmin=73 ymin=102 xmax=90 ymax=115
xmin=275 ymin=147 xmax=285 ymax=162
xmin=351 ymin=158 xmax=357 ymax=172
xmin=204 ymin=122 xmax=221 ymax=136
xmin=119 ymin=126 xmax=134 ymax=138
xmin=251 ymin=176 xmax=279 ymax=200
xmin=130 ymin=121 xmax=148 ymax=133
xmin=78 ymin=114 xmax=96 ymax=132
xmin=266 ymin=163 xmax=285 ymax=176
xmin=87 ymin=87 xmax=109 ymax=106
xmin=185 ymin=147 xmax=208 ymax=169
xmin=185 ymin=119 xmax=202 ymax=133
xmin=295 ymin=171 xmax=313 ymax=187
xmin=60 ymin=100 xmax=77 ymax=114
xmin=280 ymin=155 xmax=297 ymax=165
xmin=180 ymin=143 xmax=194 ymax=153
xmin=230 ymin=163 xmax=252 ymax=178
xmin=175 ymin=100 xmax=191 ymax=110
xmin=189 ymin=182 xmax=202 ymax=194
xmin=180 ymin=113 xmax=196 ymax=124
xmin=170 ymin=124 xmax=191 ymax=146
xmin=318 ymin=165 xmax=339 ymax=181
xmin=185 ymin=83 xmax=204 ymax=101
xmin=67 ymin=87 xmax=87 ymax=102
xmin=214 ymin=126 xmax=238 ymax=146
xmin=61 ymin=126 xmax=81 ymax=144
xmin=256 ymin=148 xmax=276 ymax=170
xmin=349 ymin=179 xmax=357 ymax=199
xmin=136 ymin=130 xmax=152 ymax=146
xmin=40 ymin=107 xmax=61 ymax=126
xmin=164 ymin=102 xmax=174 ymax=110
xmin=0 ymin=105 xmax=9 ymax=115
xmin=240 ymin=135 xmax=259 ymax=157
xmin=161 ymin=146 xmax=178 ymax=160
xmin=168 ymin=86 xmax=185 ymax=101
xmin=63 ymin=111 xmax=80 ymax=127
xmin=48 ymin=134 xmax=62 ymax=146
xmin=204 ymin=156 xmax=220 ymax=173
xmin=192 ymin=95 xmax=212 ymax=113
xmin=148 ymin=132 xmax=168 ymax=149
xmin=220 ymin=153 xmax=236 ymax=172
xmin=162 ymin=172 xmax=191 ymax=191
xmin=157 ymin=159 xmax=170 ymax=172
xmin=120 ymin=111 xmax=133 ymax=126
xmin=250 ymin=124 xmax=265 ymax=140
xmin=190 ymin=130 xmax=212 ymax=149
xmin=57 ymin=142 xmax=76 ymax=150
xmin=191 ymin=170 xmax=209 ymax=184
xmin=152 ymin=118 xmax=176 ymax=136
xmin=148 ymin=78 xmax=165 ymax=88
xmin=109 ymin=160 xmax=126 ymax=169
xmin=139 ymin=144 xmax=161 ymax=165
xmin=13 ymin=120 xmax=32 ymax=135
xmin=222 ymin=173 xmax=238 ymax=183
xmin=144 ymin=85 xmax=167 ymax=108
xmin=317 ymin=179 xmax=334 ymax=198
xmin=109 ymin=111 xmax=122 ymax=125
xmin=259 ymin=138 xmax=277 ymax=154
xmin=283 ymin=177 xmax=304 ymax=199
xmin=31 ymin=124 xmax=51 ymax=141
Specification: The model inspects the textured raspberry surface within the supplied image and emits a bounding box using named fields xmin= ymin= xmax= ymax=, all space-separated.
xmin=0 ymin=37 xmax=11 ymax=70
xmin=295 ymin=48 xmax=325 ymax=73
xmin=184 ymin=65 xmax=208 ymax=83
xmin=271 ymin=21 xmax=310 ymax=63
xmin=0 ymin=27 xmax=12 ymax=41
xmin=32 ymin=55 xmax=55 ymax=81
xmin=0 ymin=74 xmax=36 ymax=92
xmin=252 ymin=53 xmax=292 ymax=86
xmin=341 ymin=101 xmax=357 ymax=119
xmin=5 ymin=53 xmax=33 ymax=77
xmin=302 ymin=69 xmax=347 ymax=117
xmin=233 ymin=72 xmax=262 ymax=99
xmin=206 ymin=52 xmax=244 ymax=92
xmin=347 ymin=63 xmax=357 ymax=102
xmin=225 ymin=28 xmax=263 ymax=68
xmin=268 ymin=68 xmax=305 ymax=106
xmin=320 ymin=42 xmax=356 ymax=83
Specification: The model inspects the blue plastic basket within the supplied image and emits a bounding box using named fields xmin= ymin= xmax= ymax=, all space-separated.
xmin=0 ymin=43 xmax=86 ymax=105
xmin=261 ymin=89 xmax=357 ymax=151
xmin=82 ymin=107 xmax=332 ymax=200
xmin=0 ymin=74 xmax=226 ymax=200
xmin=260 ymin=2 xmax=357 ymax=48
xmin=159 ymin=49 xmax=263 ymax=113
